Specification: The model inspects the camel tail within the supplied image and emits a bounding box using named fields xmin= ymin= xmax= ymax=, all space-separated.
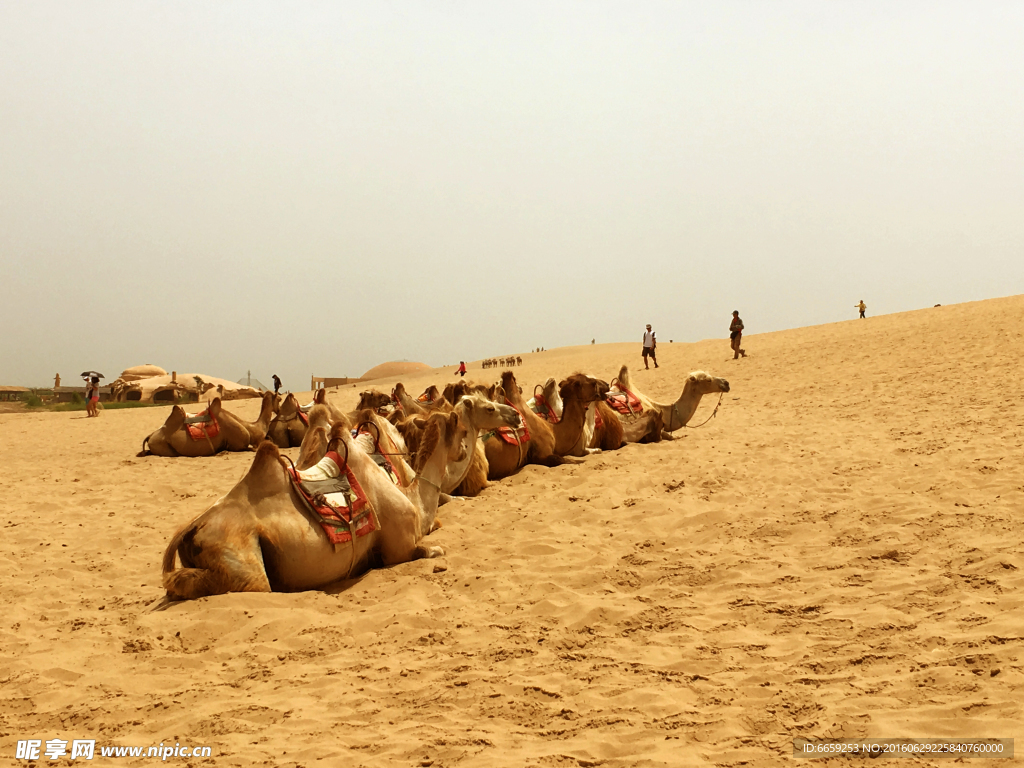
xmin=137 ymin=436 xmax=151 ymax=457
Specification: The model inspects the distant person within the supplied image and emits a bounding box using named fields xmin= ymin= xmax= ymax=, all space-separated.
xmin=86 ymin=376 xmax=100 ymax=417
xmin=642 ymin=324 xmax=658 ymax=369
xmin=54 ymin=373 xmax=61 ymax=388
xmin=456 ymin=361 xmax=467 ymax=377
xmin=856 ymin=300 xmax=867 ymax=319
xmin=272 ymin=374 xmax=282 ymax=394
xmin=730 ymin=311 xmax=746 ymax=360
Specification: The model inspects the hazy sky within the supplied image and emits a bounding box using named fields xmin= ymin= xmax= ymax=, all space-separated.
xmin=2 ymin=2 xmax=1022 ymax=388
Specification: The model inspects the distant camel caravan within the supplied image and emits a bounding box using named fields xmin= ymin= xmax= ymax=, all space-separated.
xmin=157 ymin=363 xmax=730 ymax=601
xmin=481 ymin=356 xmax=522 ymax=369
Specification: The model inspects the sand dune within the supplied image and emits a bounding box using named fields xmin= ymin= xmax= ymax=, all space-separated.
xmin=1 ymin=296 xmax=1022 ymax=766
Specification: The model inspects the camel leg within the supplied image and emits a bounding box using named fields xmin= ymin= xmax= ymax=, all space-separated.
xmin=164 ymin=529 xmax=271 ymax=599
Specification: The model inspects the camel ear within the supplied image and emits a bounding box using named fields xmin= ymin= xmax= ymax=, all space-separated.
xmin=209 ymin=398 xmax=222 ymax=418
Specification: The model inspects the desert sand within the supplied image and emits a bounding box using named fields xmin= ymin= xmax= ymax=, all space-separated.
xmin=1 ymin=296 xmax=1022 ymax=767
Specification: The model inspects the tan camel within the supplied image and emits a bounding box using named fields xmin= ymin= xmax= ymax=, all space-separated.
xmin=139 ymin=393 xmax=275 ymax=457
xmin=549 ymin=374 xmax=610 ymax=457
xmin=612 ymin=365 xmax=730 ymax=436
xmin=266 ymin=393 xmax=309 ymax=448
xmin=482 ymin=370 xmax=556 ymax=480
xmin=442 ymin=393 xmax=520 ymax=494
xmin=161 ymin=411 xmax=462 ymax=599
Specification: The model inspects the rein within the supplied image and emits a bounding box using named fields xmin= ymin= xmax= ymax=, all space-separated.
xmin=677 ymin=391 xmax=725 ymax=430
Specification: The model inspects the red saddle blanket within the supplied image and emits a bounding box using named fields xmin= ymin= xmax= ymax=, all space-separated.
xmin=288 ymin=451 xmax=378 ymax=545
xmin=497 ymin=403 xmax=531 ymax=445
xmin=527 ymin=395 xmax=559 ymax=424
xmin=184 ymin=410 xmax=220 ymax=441
xmin=606 ymin=388 xmax=643 ymax=416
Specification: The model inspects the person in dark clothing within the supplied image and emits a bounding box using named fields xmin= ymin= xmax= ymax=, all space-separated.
xmin=272 ymin=374 xmax=282 ymax=394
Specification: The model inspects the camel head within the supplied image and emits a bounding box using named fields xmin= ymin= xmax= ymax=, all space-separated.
xmin=357 ymin=389 xmax=392 ymax=411
xmin=686 ymin=370 xmax=730 ymax=395
xmin=457 ymin=393 xmax=521 ymax=431
xmin=558 ymin=373 xmax=610 ymax=404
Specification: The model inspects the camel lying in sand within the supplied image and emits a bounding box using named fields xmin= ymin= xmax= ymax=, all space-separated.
xmin=612 ymin=365 xmax=730 ymax=436
xmin=139 ymin=393 xmax=275 ymax=457
xmin=483 ymin=370 xmax=556 ymax=480
xmin=442 ymin=393 xmax=520 ymax=496
xmin=161 ymin=411 xmax=463 ymax=599
xmin=551 ymin=374 xmax=611 ymax=457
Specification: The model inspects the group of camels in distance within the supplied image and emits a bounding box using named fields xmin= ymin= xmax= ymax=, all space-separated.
xmin=481 ymin=356 xmax=523 ymax=368
xmin=144 ymin=363 xmax=730 ymax=605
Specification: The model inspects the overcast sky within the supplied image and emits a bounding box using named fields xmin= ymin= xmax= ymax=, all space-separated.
xmin=2 ymin=2 xmax=1022 ymax=388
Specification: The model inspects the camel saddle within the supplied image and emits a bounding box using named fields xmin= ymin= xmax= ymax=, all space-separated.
xmin=606 ymin=388 xmax=643 ymax=417
xmin=527 ymin=395 xmax=559 ymax=424
xmin=287 ymin=451 xmax=378 ymax=545
xmin=184 ymin=409 xmax=220 ymax=441
xmin=354 ymin=426 xmax=403 ymax=487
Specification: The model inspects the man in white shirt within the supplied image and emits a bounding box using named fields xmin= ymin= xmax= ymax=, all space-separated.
xmin=642 ymin=324 xmax=658 ymax=369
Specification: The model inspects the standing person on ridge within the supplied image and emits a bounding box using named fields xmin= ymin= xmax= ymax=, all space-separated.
xmin=856 ymin=300 xmax=867 ymax=319
xmin=730 ymin=311 xmax=746 ymax=360
xmin=272 ymin=374 xmax=282 ymax=394
xmin=642 ymin=324 xmax=658 ymax=369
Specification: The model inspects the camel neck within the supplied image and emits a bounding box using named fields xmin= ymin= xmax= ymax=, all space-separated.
xmin=552 ymin=394 xmax=589 ymax=455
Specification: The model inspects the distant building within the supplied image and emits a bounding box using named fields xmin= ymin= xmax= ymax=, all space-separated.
xmin=0 ymin=386 xmax=31 ymax=402
xmin=236 ymin=371 xmax=269 ymax=391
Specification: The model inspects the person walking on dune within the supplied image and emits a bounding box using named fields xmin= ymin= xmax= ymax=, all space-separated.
xmin=456 ymin=361 xmax=467 ymax=377
xmin=272 ymin=374 xmax=282 ymax=394
xmin=642 ymin=324 xmax=658 ymax=369
xmin=856 ymin=300 xmax=867 ymax=319
xmin=730 ymin=311 xmax=746 ymax=360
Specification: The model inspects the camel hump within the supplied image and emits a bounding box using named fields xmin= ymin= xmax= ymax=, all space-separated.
xmin=164 ymin=405 xmax=186 ymax=433
xmin=208 ymin=398 xmax=222 ymax=418
xmin=314 ymin=388 xmax=327 ymax=405
xmin=243 ymin=440 xmax=285 ymax=488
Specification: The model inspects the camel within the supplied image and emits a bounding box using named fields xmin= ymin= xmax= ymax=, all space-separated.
xmin=549 ymin=374 xmax=611 ymax=457
xmin=266 ymin=393 xmax=309 ymax=448
xmin=440 ymin=393 xmax=520 ymax=495
xmin=160 ymin=411 xmax=462 ymax=600
xmin=611 ymin=365 xmax=730 ymax=436
xmin=139 ymin=392 xmax=275 ymax=457
xmin=482 ymin=370 xmax=556 ymax=480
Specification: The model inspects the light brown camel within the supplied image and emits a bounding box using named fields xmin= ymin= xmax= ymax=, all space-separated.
xmin=482 ymin=370 xmax=557 ymax=480
xmin=161 ymin=411 xmax=462 ymax=600
xmin=139 ymin=393 xmax=275 ymax=457
xmin=551 ymin=374 xmax=610 ymax=457
xmin=442 ymin=393 xmax=520 ymax=495
xmin=612 ymin=365 xmax=730 ymax=436
xmin=266 ymin=393 xmax=309 ymax=448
